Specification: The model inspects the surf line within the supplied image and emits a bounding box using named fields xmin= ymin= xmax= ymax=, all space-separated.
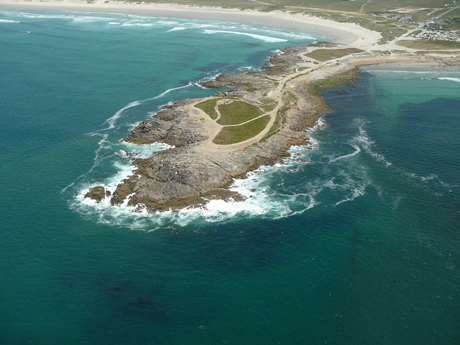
xmin=329 ymin=145 xmax=361 ymax=163
xmin=61 ymin=83 xmax=193 ymax=193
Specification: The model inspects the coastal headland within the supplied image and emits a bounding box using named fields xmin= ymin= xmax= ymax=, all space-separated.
xmin=3 ymin=1 xmax=459 ymax=212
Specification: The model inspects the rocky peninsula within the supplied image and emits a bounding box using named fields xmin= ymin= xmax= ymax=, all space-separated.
xmin=85 ymin=42 xmax=460 ymax=212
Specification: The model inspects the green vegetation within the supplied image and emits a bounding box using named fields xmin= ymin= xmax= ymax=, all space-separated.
xmin=194 ymin=98 xmax=221 ymax=120
xmin=308 ymin=68 xmax=361 ymax=95
xmin=217 ymin=101 xmax=263 ymax=125
xmin=262 ymin=91 xmax=296 ymax=141
xmin=305 ymin=48 xmax=364 ymax=62
xmin=397 ymin=39 xmax=460 ymax=50
xmin=263 ymin=110 xmax=283 ymax=141
xmin=126 ymin=0 xmax=451 ymax=14
xmin=443 ymin=8 xmax=460 ymax=29
xmin=213 ymin=115 xmax=270 ymax=145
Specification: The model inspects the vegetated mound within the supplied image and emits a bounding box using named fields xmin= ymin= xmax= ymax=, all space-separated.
xmin=217 ymin=100 xmax=263 ymax=125
xmin=194 ymin=98 xmax=221 ymax=120
xmin=304 ymin=48 xmax=364 ymax=61
xmin=213 ymin=115 xmax=271 ymax=145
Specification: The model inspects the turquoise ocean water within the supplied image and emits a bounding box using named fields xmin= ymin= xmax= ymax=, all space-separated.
xmin=1 ymin=9 xmax=459 ymax=344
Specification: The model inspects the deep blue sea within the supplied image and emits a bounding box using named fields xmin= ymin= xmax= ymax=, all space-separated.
xmin=1 ymin=9 xmax=460 ymax=345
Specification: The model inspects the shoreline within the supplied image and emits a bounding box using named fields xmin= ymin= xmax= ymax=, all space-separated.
xmin=359 ymin=62 xmax=460 ymax=72
xmin=0 ymin=0 xmax=381 ymax=47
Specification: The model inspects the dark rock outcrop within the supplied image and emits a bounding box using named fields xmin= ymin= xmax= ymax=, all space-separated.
xmin=123 ymin=99 xmax=209 ymax=146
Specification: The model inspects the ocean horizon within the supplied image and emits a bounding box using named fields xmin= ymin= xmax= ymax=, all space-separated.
xmin=1 ymin=9 xmax=459 ymax=344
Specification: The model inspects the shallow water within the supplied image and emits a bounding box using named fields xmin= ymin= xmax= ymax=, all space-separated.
xmin=1 ymin=9 xmax=460 ymax=345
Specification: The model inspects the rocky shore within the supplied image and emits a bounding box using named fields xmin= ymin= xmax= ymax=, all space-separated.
xmin=84 ymin=44 xmax=460 ymax=212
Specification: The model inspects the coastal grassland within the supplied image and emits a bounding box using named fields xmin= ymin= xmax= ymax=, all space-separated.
xmin=213 ymin=115 xmax=270 ymax=145
xmin=443 ymin=8 xmax=460 ymax=30
xmin=305 ymin=48 xmax=364 ymax=62
xmin=194 ymin=98 xmax=221 ymax=120
xmin=259 ymin=98 xmax=278 ymax=112
xmin=409 ymin=8 xmax=445 ymax=23
xmin=217 ymin=101 xmax=263 ymax=125
xmin=128 ymin=0 xmax=451 ymax=13
xmin=397 ymin=39 xmax=460 ymax=50
xmin=307 ymin=68 xmax=361 ymax=95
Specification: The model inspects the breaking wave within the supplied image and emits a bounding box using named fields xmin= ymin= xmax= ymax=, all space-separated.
xmin=0 ymin=19 xmax=20 ymax=23
xmin=203 ymin=29 xmax=288 ymax=42
xmin=167 ymin=27 xmax=187 ymax=32
xmin=438 ymin=77 xmax=460 ymax=83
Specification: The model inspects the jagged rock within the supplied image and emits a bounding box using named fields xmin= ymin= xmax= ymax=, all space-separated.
xmin=85 ymin=186 xmax=107 ymax=203
xmin=200 ymin=72 xmax=274 ymax=93
xmin=122 ymin=100 xmax=209 ymax=146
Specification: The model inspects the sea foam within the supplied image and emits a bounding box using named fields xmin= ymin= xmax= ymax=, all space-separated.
xmin=438 ymin=77 xmax=460 ymax=83
xmin=167 ymin=27 xmax=187 ymax=32
xmin=203 ymin=30 xmax=288 ymax=42
xmin=0 ymin=19 xmax=19 ymax=23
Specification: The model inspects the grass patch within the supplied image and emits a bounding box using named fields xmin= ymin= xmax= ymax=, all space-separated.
xmin=305 ymin=48 xmax=364 ymax=62
xmin=217 ymin=101 xmax=263 ymax=125
xmin=397 ymin=39 xmax=460 ymax=50
xmin=194 ymin=98 xmax=221 ymax=120
xmin=213 ymin=115 xmax=270 ymax=145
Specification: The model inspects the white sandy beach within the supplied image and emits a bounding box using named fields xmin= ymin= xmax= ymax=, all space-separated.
xmin=0 ymin=0 xmax=381 ymax=48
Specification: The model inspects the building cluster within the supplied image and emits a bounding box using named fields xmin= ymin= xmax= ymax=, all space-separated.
xmin=412 ymin=27 xmax=460 ymax=42
xmin=370 ymin=11 xmax=460 ymax=42
xmin=415 ymin=18 xmax=460 ymax=42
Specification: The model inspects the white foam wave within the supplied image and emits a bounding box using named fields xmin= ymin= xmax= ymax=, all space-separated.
xmin=203 ymin=30 xmax=287 ymax=42
xmin=351 ymin=121 xmax=392 ymax=167
xmin=167 ymin=27 xmax=187 ymax=32
xmin=121 ymin=22 xmax=154 ymax=27
xmin=0 ymin=19 xmax=19 ymax=23
xmin=406 ymin=172 xmax=458 ymax=189
xmin=334 ymin=185 xmax=366 ymax=206
xmin=101 ymin=82 xmax=192 ymax=131
xmin=72 ymin=16 xmax=114 ymax=23
xmin=329 ymin=145 xmax=361 ymax=163
xmin=157 ymin=20 xmax=180 ymax=25
xmin=274 ymin=31 xmax=316 ymax=40
xmin=19 ymin=13 xmax=71 ymax=20
xmin=120 ymin=142 xmax=173 ymax=159
xmin=104 ymin=101 xmax=142 ymax=131
xmin=438 ymin=77 xmax=460 ymax=83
